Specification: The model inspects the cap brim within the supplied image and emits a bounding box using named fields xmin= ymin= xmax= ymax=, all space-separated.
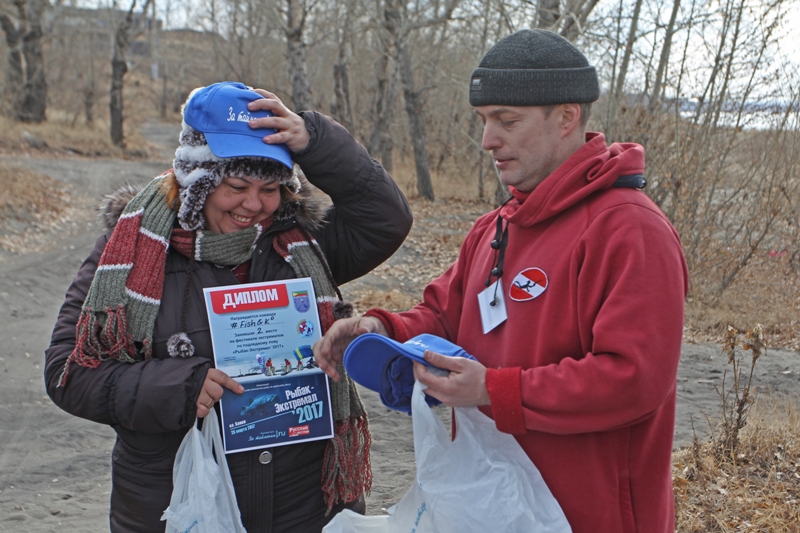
xmin=343 ymin=334 xmax=427 ymax=394
xmin=204 ymin=131 xmax=293 ymax=169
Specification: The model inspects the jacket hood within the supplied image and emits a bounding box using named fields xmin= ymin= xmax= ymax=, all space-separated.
xmin=502 ymin=132 xmax=645 ymax=227
xmin=100 ymin=170 xmax=328 ymax=233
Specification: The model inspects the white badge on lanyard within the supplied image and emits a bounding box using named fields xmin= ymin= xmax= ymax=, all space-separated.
xmin=478 ymin=279 xmax=507 ymax=334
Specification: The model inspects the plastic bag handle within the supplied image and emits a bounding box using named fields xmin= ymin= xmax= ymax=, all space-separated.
xmin=202 ymin=409 xmax=245 ymax=530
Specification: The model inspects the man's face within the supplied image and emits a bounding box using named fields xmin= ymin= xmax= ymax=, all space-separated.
xmin=474 ymin=105 xmax=564 ymax=193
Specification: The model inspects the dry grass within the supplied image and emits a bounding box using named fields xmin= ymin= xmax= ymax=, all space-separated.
xmin=352 ymin=289 xmax=422 ymax=314
xmin=0 ymin=165 xmax=86 ymax=255
xmin=674 ymin=327 xmax=800 ymax=531
xmin=674 ymin=394 xmax=800 ymax=532
xmin=385 ymin=152 xmax=499 ymax=202
xmin=685 ymin=253 xmax=800 ymax=351
xmin=0 ymin=112 xmax=152 ymax=159
xmin=0 ymin=166 xmax=69 ymax=219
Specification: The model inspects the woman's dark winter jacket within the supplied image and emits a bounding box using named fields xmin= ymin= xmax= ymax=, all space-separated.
xmin=44 ymin=112 xmax=412 ymax=533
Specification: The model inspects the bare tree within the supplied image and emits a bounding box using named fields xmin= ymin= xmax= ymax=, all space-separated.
xmin=691 ymin=0 xmax=738 ymax=125
xmin=156 ymin=0 xmax=178 ymax=118
xmin=606 ymin=0 xmax=644 ymax=142
xmin=330 ymin=0 xmax=356 ymax=132
xmin=560 ymin=0 xmax=601 ymax=41
xmin=639 ymin=0 xmax=798 ymax=300
xmin=283 ymin=0 xmax=314 ymax=111
xmin=384 ymin=0 xmax=428 ymax=199
xmin=648 ymin=0 xmax=680 ymax=111
xmin=382 ymin=0 xmax=461 ymax=201
xmin=367 ymin=31 xmax=398 ymax=173
xmin=531 ymin=0 xmax=601 ymax=42
xmin=0 ymin=8 xmax=24 ymax=111
xmin=203 ymin=0 xmax=276 ymax=87
xmin=0 ymin=0 xmax=48 ymax=123
xmin=110 ymin=1 xmax=135 ymax=147
xmin=536 ymin=0 xmax=560 ymax=29
xmin=85 ymin=31 xmax=96 ymax=124
xmin=109 ymin=0 xmax=153 ymax=147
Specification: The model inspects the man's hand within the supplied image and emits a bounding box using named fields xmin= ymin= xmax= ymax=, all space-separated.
xmin=247 ymin=89 xmax=311 ymax=153
xmin=413 ymin=351 xmax=491 ymax=407
xmin=313 ymin=316 xmax=387 ymax=382
xmin=196 ymin=368 xmax=244 ymax=418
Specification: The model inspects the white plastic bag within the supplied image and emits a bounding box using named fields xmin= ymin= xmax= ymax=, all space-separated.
xmin=322 ymin=510 xmax=391 ymax=533
xmin=324 ymin=381 xmax=571 ymax=533
xmin=161 ymin=409 xmax=246 ymax=533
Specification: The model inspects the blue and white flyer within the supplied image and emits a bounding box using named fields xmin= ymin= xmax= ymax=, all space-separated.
xmin=203 ymin=278 xmax=334 ymax=454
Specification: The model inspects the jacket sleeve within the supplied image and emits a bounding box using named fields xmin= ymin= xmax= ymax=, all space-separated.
xmin=44 ymin=235 xmax=211 ymax=434
xmin=292 ymin=111 xmax=413 ymax=285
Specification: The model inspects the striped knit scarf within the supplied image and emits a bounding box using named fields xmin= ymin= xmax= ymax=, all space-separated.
xmin=273 ymin=228 xmax=373 ymax=510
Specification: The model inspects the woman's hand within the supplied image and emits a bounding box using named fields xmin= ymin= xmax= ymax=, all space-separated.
xmin=196 ymin=368 xmax=244 ymax=418
xmin=313 ymin=316 xmax=387 ymax=382
xmin=247 ymin=89 xmax=311 ymax=153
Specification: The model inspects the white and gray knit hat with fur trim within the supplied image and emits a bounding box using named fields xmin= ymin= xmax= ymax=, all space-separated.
xmin=173 ymin=83 xmax=302 ymax=231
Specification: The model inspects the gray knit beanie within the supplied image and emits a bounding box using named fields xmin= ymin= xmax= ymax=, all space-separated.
xmin=469 ymin=29 xmax=600 ymax=107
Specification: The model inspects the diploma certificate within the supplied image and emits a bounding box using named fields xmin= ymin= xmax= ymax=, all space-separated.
xmin=203 ymin=278 xmax=334 ymax=453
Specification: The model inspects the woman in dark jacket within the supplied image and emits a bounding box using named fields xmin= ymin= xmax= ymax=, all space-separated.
xmin=44 ymin=82 xmax=412 ymax=532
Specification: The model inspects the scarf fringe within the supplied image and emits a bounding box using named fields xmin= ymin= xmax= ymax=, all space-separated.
xmin=277 ymin=227 xmax=372 ymax=510
xmin=60 ymin=305 xmax=142 ymax=386
xmin=322 ymin=415 xmax=373 ymax=512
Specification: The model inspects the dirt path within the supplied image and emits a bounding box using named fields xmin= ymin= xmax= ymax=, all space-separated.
xmin=0 ymin=121 xmax=798 ymax=531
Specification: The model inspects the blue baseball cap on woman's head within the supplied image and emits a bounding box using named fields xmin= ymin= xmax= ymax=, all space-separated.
xmin=182 ymin=81 xmax=293 ymax=168
xmin=343 ymin=333 xmax=477 ymax=414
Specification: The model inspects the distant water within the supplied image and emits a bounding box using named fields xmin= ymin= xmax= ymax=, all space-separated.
xmin=674 ymin=99 xmax=797 ymax=131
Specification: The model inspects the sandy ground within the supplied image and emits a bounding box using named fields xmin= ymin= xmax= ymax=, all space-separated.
xmin=1 ymin=121 xmax=799 ymax=531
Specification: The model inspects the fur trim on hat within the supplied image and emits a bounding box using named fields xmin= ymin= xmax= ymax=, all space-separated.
xmin=177 ymin=174 xmax=216 ymax=231
xmin=173 ymin=144 xmax=221 ymax=187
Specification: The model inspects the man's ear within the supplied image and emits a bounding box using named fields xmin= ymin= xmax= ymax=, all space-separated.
xmin=559 ymin=103 xmax=582 ymax=138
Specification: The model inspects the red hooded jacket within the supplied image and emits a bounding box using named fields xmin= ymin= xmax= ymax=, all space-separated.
xmin=371 ymin=133 xmax=688 ymax=533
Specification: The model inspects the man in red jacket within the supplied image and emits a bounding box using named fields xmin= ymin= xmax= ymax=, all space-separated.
xmin=316 ymin=29 xmax=688 ymax=533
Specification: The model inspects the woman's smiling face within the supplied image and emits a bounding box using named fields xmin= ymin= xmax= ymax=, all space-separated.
xmin=202 ymin=176 xmax=281 ymax=234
